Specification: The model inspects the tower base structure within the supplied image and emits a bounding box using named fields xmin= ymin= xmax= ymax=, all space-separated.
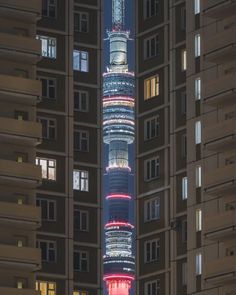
xmin=104 ymin=274 xmax=134 ymax=295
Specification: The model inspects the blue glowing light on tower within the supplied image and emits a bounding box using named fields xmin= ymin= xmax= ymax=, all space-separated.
xmin=103 ymin=1 xmax=135 ymax=295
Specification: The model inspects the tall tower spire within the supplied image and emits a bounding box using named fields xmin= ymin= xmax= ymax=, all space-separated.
xmin=103 ymin=0 xmax=135 ymax=295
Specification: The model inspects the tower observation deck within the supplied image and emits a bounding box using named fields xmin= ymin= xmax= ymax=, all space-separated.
xmin=103 ymin=1 xmax=135 ymax=295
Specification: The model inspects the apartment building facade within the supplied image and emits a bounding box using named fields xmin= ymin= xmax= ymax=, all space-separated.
xmin=136 ymin=0 xmax=236 ymax=295
xmin=0 ymin=0 xmax=42 ymax=294
xmin=35 ymin=0 xmax=102 ymax=295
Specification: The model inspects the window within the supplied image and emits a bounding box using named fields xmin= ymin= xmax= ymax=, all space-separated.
xmin=74 ymin=210 xmax=89 ymax=231
xmin=194 ymin=0 xmax=200 ymax=14
xmin=195 ymin=121 xmax=201 ymax=144
xmin=15 ymin=110 xmax=28 ymax=121
xmin=144 ymin=197 xmax=160 ymax=222
xmin=36 ymin=281 xmax=56 ymax=295
xmin=181 ymin=7 xmax=186 ymax=31
xmin=180 ymin=91 xmax=186 ymax=115
xmin=36 ymin=157 xmax=56 ymax=181
xmin=181 ymin=49 xmax=187 ymax=71
xmin=74 ymin=91 xmax=89 ymax=112
xmin=74 ymin=12 xmax=89 ymax=33
xmin=181 ymin=176 xmax=188 ymax=200
xmin=74 ymin=130 xmax=89 ymax=152
xmin=74 ymin=251 xmax=89 ymax=272
xmin=195 ymin=77 xmax=201 ymax=100
xmin=194 ymin=34 xmax=201 ymax=57
xmin=73 ymin=50 xmax=89 ymax=72
xmin=144 ymin=116 xmax=159 ymax=140
xmin=144 ymin=75 xmax=159 ymax=100
xmin=40 ymin=78 xmax=56 ymax=99
xmin=73 ymin=291 xmax=88 ymax=295
xmin=145 ymin=158 xmax=159 ymax=181
xmin=36 ymin=240 xmax=56 ymax=262
xmin=181 ymin=134 xmax=187 ymax=158
xmin=144 ymin=0 xmax=159 ymax=19
xmin=36 ymin=198 xmax=56 ymax=221
xmin=182 ymin=220 xmax=187 ymax=242
xmin=196 ymin=209 xmax=202 ymax=231
xmin=144 ymin=35 xmax=159 ymax=59
xmin=145 ymin=280 xmax=160 ymax=295
xmin=42 ymin=0 xmax=56 ymax=18
xmin=37 ymin=117 xmax=56 ymax=140
xmin=73 ymin=170 xmax=89 ymax=191
xmin=37 ymin=36 xmax=56 ymax=59
xmin=196 ymin=165 xmax=202 ymax=188
xmin=145 ymin=239 xmax=160 ymax=263
xmin=182 ymin=262 xmax=187 ymax=285
xmin=196 ymin=253 xmax=202 ymax=275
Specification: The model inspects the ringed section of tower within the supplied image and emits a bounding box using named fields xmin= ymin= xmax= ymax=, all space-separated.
xmin=103 ymin=39 xmax=135 ymax=295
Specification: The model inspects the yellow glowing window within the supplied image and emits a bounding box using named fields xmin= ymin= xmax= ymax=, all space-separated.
xmin=181 ymin=49 xmax=187 ymax=71
xmin=144 ymin=75 xmax=159 ymax=100
xmin=17 ymin=281 xmax=23 ymax=289
xmin=18 ymin=198 xmax=23 ymax=205
xmin=36 ymin=281 xmax=56 ymax=295
xmin=17 ymin=240 xmax=23 ymax=247
xmin=17 ymin=156 xmax=23 ymax=163
xmin=73 ymin=291 xmax=88 ymax=295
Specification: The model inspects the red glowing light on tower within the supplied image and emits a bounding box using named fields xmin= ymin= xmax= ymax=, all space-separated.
xmin=104 ymin=274 xmax=134 ymax=295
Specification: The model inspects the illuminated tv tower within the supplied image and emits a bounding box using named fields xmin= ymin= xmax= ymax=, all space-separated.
xmin=103 ymin=0 xmax=135 ymax=295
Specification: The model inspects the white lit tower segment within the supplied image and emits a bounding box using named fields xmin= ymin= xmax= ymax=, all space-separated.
xmin=103 ymin=0 xmax=135 ymax=295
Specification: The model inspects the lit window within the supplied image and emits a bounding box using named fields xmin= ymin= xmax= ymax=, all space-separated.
xmin=145 ymin=158 xmax=159 ymax=181
xmin=42 ymin=0 xmax=57 ymax=18
xmin=195 ymin=34 xmax=201 ymax=57
xmin=182 ymin=262 xmax=187 ymax=285
xmin=37 ymin=35 xmax=57 ymax=59
xmin=74 ymin=130 xmax=89 ymax=152
xmin=74 ymin=210 xmax=89 ymax=231
xmin=144 ymin=0 xmax=159 ymax=19
xmin=195 ymin=121 xmax=201 ymax=144
xmin=182 ymin=176 xmax=188 ymax=200
xmin=195 ymin=77 xmax=201 ymax=100
xmin=144 ymin=116 xmax=159 ymax=140
xmin=194 ymin=0 xmax=200 ymax=14
xmin=144 ymin=35 xmax=159 ymax=59
xmin=36 ymin=240 xmax=56 ymax=262
xmin=36 ymin=157 xmax=56 ymax=181
xmin=74 ymin=12 xmax=89 ymax=33
xmin=196 ymin=253 xmax=202 ymax=275
xmin=73 ymin=50 xmax=89 ymax=72
xmin=74 ymin=91 xmax=89 ymax=112
xmin=74 ymin=251 xmax=89 ymax=272
xmin=73 ymin=291 xmax=88 ymax=295
xmin=36 ymin=198 xmax=56 ymax=221
xmin=196 ymin=165 xmax=202 ymax=188
xmin=17 ymin=281 xmax=23 ymax=289
xmin=145 ymin=280 xmax=160 ymax=295
xmin=145 ymin=239 xmax=160 ymax=263
xmin=144 ymin=75 xmax=159 ymax=100
xmin=73 ymin=170 xmax=89 ymax=191
xmin=181 ymin=49 xmax=187 ymax=71
xmin=36 ymin=281 xmax=56 ymax=295
xmin=37 ymin=117 xmax=56 ymax=140
xmin=144 ymin=197 xmax=160 ymax=222
xmin=196 ymin=209 xmax=202 ymax=231
xmin=40 ymin=78 xmax=56 ymax=100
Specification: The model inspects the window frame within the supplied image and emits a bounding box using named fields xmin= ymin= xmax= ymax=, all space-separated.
xmin=42 ymin=0 xmax=57 ymax=19
xmin=73 ymin=169 xmax=89 ymax=192
xmin=144 ymin=115 xmax=159 ymax=141
xmin=145 ymin=157 xmax=160 ymax=181
xmin=196 ymin=252 xmax=202 ymax=275
xmin=145 ymin=279 xmax=160 ymax=295
xmin=144 ymin=34 xmax=159 ymax=60
xmin=36 ymin=157 xmax=57 ymax=181
xmin=196 ymin=165 xmax=202 ymax=188
xmin=194 ymin=0 xmax=200 ymax=15
xmin=36 ymin=198 xmax=56 ymax=221
xmin=74 ymin=130 xmax=89 ymax=152
xmin=74 ymin=209 xmax=89 ymax=232
xmin=73 ymin=50 xmax=89 ymax=72
xmin=194 ymin=34 xmax=201 ymax=57
xmin=144 ymin=0 xmax=159 ymax=19
xmin=182 ymin=176 xmax=188 ymax=200
xmin=37 ymin=116 xmax=57 ymax=140
xmin=144 ymin=238 xmax=160 ymax=263
xmin=195 ymin=77 xmax=201 ymax=100
xmin=196 ymin=208 xmax=202 ymax=231
xmin=36 ymin=281 xmax=56 ymax=295
xmin=74 ymin=12 xmax=89 ymax=33
xmin=74 ymin=90 xmax=89 ymax=112
xmin=36 ymin=239 xmax=57 ymax=262
xmin=144 ymin=197 xmax=160 ymax=222
xmin=144 ymin=75 xmax=160 ymax=100
xmin=74 ymin=250 xmax=89 ymax=272
xmin=37 ymin=35 xmax=57 ymax=59
xmin=39 ymin=77 xmax=57 ymax=100
xmin=195 ymin=120 xmax=201 ymax=144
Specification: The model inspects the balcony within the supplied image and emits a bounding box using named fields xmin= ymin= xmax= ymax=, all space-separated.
xmin=0 ymin=244 xmax=41 ymax=270
xmin=205 ymin=255 xmax=236 ymax=285
xmin=203 ymin=119 xmax=236 ymax=152
xmin=0 ymin=287 xmax=40 ymax=295
xmin=203 ymin=0 xmax=236 ymax=19
xmin=0 ymin=117 xmax=42 ymax=146
xmin=0 ymin=32 xmax=41 ymax=63
xmin=204 ymin=210 xmax=236 ymax=241
xmin=0 ymin=74 xmax=41 ymax=105
xmin=0 ymin=159 xmax=41 ymax=188
xmin=204 ymin=27 xmax=236 ymax=64
xmin=204 ymin=164 xmax=236 ymax=195
xmin=0 ymin=0 xmax=41 ymax=21
xmin=0 ymin=202 xmax=41 ymax=229
xmin=203 ymin=73 xmax=236 ymax=107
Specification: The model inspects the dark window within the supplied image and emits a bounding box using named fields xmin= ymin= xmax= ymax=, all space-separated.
xmin=144 ymin=0 xmax=159 ymax=19
xmin=74 ymin=130 xmax=89 ymax=152
xmin=144 ymin=35 xmax=159 ymax=59
xmin=74 ymin=12 xmax=89 ymax=33
xmin=41 ymin=78 xmax=56 ymax=99
xmin=37 ymin=117 xmax=56 ymax=140
xmin=36 ymin=198 xmax=56 ymax=221
xmin=42 ymin=0 xmax=57 ymax=18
